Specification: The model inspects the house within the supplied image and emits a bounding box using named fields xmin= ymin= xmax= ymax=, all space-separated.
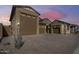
xmin=0 ymin=23 xmax=3 ymax=41
xmin=0 ymin=23 xmax=11 ymax=42
xmin=9 ymin=5 xmax=40 ymax=36
xmin=51 ymin=20 xmax=79 ymax=34
xmin=9 ymin=5 xmax=79 ymax=36
xmin=51 ymin=20 xmax=72 ymax=34
xmin=39 ymin=18 xmax=51 ymax=34
xmin=70 ymin=24 xmax=79 ymax=34
xmin=3 ymin=25 xmax=11 ymax=37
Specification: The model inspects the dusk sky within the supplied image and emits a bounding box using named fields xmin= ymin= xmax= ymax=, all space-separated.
xmin=0 ymin=5 xmax=79 ymax=25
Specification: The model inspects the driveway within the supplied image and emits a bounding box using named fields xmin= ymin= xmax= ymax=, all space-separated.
xmin=0 ymin=34 xmax=79 ymax=54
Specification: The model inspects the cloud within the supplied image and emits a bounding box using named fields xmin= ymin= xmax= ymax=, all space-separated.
xmin=0 ymin=15 xmax=10 ymax=25
xmin=0 ymin=20 xmax=11 ymax=25
xmin=40 ymin=10 xmax=66 ymax=21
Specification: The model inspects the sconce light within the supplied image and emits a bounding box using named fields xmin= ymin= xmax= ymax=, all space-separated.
xmin=16 ymin=22 xmax=20 ymax=25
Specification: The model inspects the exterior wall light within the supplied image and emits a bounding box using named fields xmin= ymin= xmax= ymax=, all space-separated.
xmin=16 ymin=22 xmax=20 ymax=25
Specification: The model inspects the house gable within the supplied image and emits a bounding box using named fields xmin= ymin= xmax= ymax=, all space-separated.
xmin=39 ymin=18 xmax=51 ymax=25
xmin=9 ymin=5 xmax=40 ymax=21
xmin=51 ymin=20 xmax=71 ymax=26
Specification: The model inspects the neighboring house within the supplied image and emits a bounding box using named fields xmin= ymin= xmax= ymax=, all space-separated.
xmin=3 ymin=25 xmax=11 ymax=37
xmin=0 ymin=23 xmax=11 ymax=42
xmin=9 ymin=5 xmax=40 ymax=36
xmin=0 ymin=23 xmax=3 ymax=41
xmin=39 ymin=18 xmax=51 ymax=34
xmin=51 ymin=20 xmax=71 ymax=34
xmin=51 ymin=20 xmax=79 ymax=34
xmin=70 ymin=24 xmax=79 ymax=34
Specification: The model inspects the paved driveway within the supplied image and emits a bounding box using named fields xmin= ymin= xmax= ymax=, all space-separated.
xmin=0 ymin=34 xmax=79 ymax=54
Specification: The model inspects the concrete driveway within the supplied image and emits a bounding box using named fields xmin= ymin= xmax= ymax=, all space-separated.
xmin=0 ymin=34 xmax=79 ymax=54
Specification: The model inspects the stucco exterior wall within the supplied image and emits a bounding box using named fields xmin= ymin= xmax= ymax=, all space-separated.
xmin=61 ymin=24 xmax=65 ymax=34
xmin=61 ymin=24 xmax=71 ymax=34
xmin=66 ymin=25 xmax=71 ymax=34
xmin=11 ymin=9 xmax=20 ymax=36
xmin=39 ymin=25 xmax=46 ymax=34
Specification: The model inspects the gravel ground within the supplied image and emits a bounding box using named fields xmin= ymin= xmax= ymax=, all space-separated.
xmin=0 ymin=34 xmax=79 ymax=54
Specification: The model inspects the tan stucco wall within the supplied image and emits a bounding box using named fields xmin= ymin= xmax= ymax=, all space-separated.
xmin=61 ymin=24 xmax=71 ymax=34
xmin=39 ymin=25 xmax=46 ymax=34
xmin=65 ymin=25 xmax=71 ymax=34
xmin=61 ymin=24 xmax=65 ymax=34
xmin=36 ymin=17 xmax=39 ymax=34
xmin=11 ymin=9 xmax=20 ymax=36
